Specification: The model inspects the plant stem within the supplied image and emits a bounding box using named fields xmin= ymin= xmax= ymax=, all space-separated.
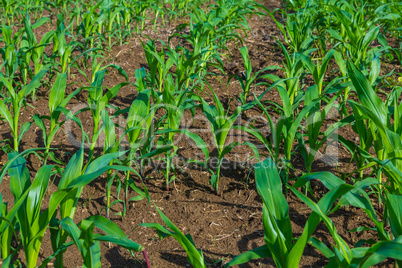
xmin=106 ymin=170 xmax=112 ymax=219
xmin=142 ymin=249 xmax=151 ymax=268
xmin=124 ymin=170 xmax=129 ymax=216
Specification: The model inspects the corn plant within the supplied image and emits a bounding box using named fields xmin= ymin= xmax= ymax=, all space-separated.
xmin=140 ymin=205 xmax=207 ymax=268
xmin=347 ymin=60 xmax=402 ymax=191
xmin=112 ymin=88 xmax=174 ymax=215
xmin=153 ymin=75 xmax=210 ymax=191
xmin=52 ymin=20 xmax=99 ymax=76
xmin=76 ymin=2 xmax=102 ymax=49
xmin=199 ymin=88 xmax=242 ymax=192
xmin=238 ymin=80 xmax=317 ymax=184
xmin=0 ymin=0 xmax=20 ymax=24
xmin=119 ymin=1 xmax=135 ymax=39
xmin=156 ymin=75 xmax=188 ymax=191
xmin=327 ymin=5 xmax=384 ymax=69
xmin=3 ymin=146 xmax=139 ymax=268
xmin=51 ymin=145 xmax=135 ymax=267
xmin=225 ymin=158 xmax=350 ymax=267
xmin=264 ymin=40 xmax=310 ymax=105
xmin=172 ymin=17 xmax=229 ymax=78
xmin=213 ymin=0 xmax=265 ymax=44
xmin=77 ymin=51 xmax=129 ymax=84
xmin=140 ymin=38 xmax=174 ymax=95
xmin=99 ymin=0 xmax=123 ymax=48
xmin=163 ymin=41 xmax=210 ymax=89
xmin=82 ymin=70 xmax=128 ymax=160
xmin=294 ymin=171 xmax=402 ymax=267
xmin=51 ymin=215 xmax=147 ymax=268
xmin=300 ymin=49 xmax=336 ymax=95
xmin=297 ymin=81 xmax=351 ymax=173
xmin=226 ymin=158 xmax=402 ymax=267
xmin=0 ymin=194 xmax=19 ymax=267
xmin=100 ymin=110 xmax=118 ymax=218
xmin=0 ymin=70 xmax=47 ymax=151
xmin=1 ymin=25 xmax=25 ymax=80
xmin=33 ymin=73 xmax=82 ymax=164
xmin=99 ymin=109 xmax=147 ymax=218
xmin=132 ymin=0 xmax=150 ymax=34
xmin=0 ymin=149 xmax=46 ymax=266
xmin=120 ymin=89 xmax=153 ymax=213
xmin=6 ymin=153 xmax=65 ymax=268
xmin=266 ymin=5 xmax=317 ymax=53
xmin=20 ymin=15 xmax=54 ymax=95
xmin=228 ymin=46 xmax=278 ymax=105
xmin=187 ymin=7 xmax=244 ymax=53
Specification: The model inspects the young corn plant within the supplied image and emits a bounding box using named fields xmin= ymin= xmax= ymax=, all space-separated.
xmin=154 ymin=75 xmax=210 ymax=191
xmin=228 ymin=46 xmax=278 ymax=105
xmin=199 ymin=88 xmax=242 ymax=192
xmin=0 ymin=193 xmax=19 ymax=266
xmin=140 ymin=38 xmax=174 ymax=95
xmin=3 ymin=147 xmax=140 ymax=268
xmin=300 ymin=49 xmax=336 ymax=95
xmin=20 ymin=15 xmax=54 ymax=89
xmin=0 ymin=150 xmax=46 ymax=266
xmin=77 ymin=51 xmax=129 ymax=84
xmin=0 ymin=70 xmax=47 ymax=151
xmin=100 ymin=0 xmax=123 ymax=48
xmin=225 ymin=158 xmax=347 ymax=267
xmin=33 ymin=73 xmax=82 ymax=164
xmin=171 ymin=18 xmax=228 ymax=80
xmin=347 ymin=60 xmax=402 ymax=190
xmin=163 ymin=40 xmax=213 ymax=90
xmin=264 ymin=40 xmax=309 ymax=105
xmin=226 ymin=158 xmax=401 ymax=267
xmin=156 ymin=75 xmax=188 ymax=191
xmin=1 ymin=24 xmax=27 ymax=81
xmin=49 ymin=216 xmax=148 ymax=268
xmin=98 ymin=109 xmax=147 ymax=218
xmin=327 ymin=5 xmax=387 ymax=69
xmin=100 ymin=110 xmax=118 ymax=218
xmin=6 ymin=154 xmax=67 ymax=268
xmin=52 ymin=20 xmax=99 ymax=76
xmin=51 ymin=145 xmax=135 ymax=268
xmin=83 ymin=70 xmax=128 ymax=160
xmin=140 ymin=205 xmax=207 ymax=268
xmin=294 ymin=171 xmax=402 ymax=267
xmin=76 ymin=2 xmax=103 ymax=49
xmin=238 ymin=80 xmax=318 ymax=184
xmin=0 ymin=0 xmax=20 ymax=24
xmin=266 ymin=5 xmax=317 ymax=53
xmin=115 ymin=89 xmax=173 ymax=215
xmin=297 ymin=82 xmax=351 ymax=173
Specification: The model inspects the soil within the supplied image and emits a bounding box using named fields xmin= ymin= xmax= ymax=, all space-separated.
xmin=0 ymin=0 xmax=401 ymax=267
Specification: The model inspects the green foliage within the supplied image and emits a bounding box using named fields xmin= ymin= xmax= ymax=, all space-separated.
xmin=140 ymin=205 xmax=207 ymax=268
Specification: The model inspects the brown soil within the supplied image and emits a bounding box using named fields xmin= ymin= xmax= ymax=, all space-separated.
xmin=0 ymin=0 xmax=401 ymax=267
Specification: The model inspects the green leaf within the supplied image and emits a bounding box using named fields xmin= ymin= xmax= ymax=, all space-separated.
xmin=225 ymin=245 xmax=271 ymax=267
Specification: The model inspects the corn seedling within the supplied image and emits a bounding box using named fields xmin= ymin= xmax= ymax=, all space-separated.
xmin=228 ymin=46 xmax=279 ymax=105
xmin=265 ymin=40 xmax=309 ymax=105
xmin=199 ymin=88 xmax=242 ymax=192
xmin=346 ymin=61 xmax=402 ymax=193
xmin=52 ymin=216 xmax=147 ymax=268
xmin=0 ymin=70 xmax=47 ymax=151
xmin=225 ymin=158 xmax=352 ymax=267
xmin=51 ymin=144 xmax=136 ymax=267
xmin=266 ymin=5 xmax=317 ymax=53
xmin=140 ymin=205 xmax=207 ymax=268
xmin=297 ymin=81 xmax=351 ymax=173
xmin=33 ymin=73 xmax=83 ymax=164
xmin=82 ymin=70 xmax=128 ymax=160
